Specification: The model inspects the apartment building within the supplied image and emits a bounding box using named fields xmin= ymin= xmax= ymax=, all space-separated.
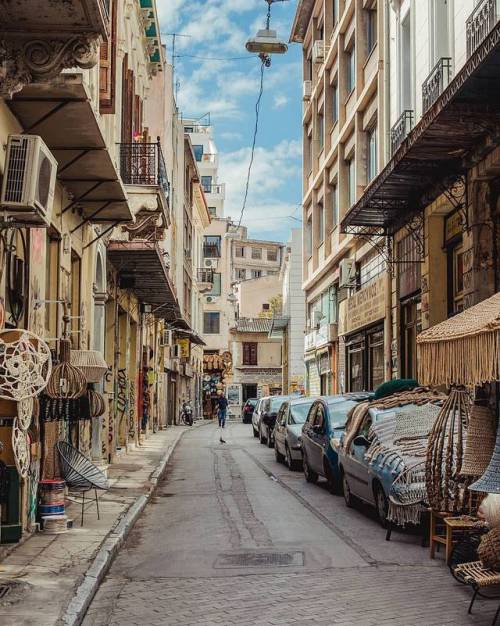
xmin=291 ymin=0 xmax=390 ymax=396
xmin=231 ymin=234 xmax=284 ymax=283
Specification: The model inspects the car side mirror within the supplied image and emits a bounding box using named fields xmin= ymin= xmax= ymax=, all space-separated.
xmin=353 ymin=435 xmax=370 ymax=448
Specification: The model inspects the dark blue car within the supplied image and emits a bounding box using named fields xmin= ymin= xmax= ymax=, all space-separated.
xmin=301 ymin=393 xmax=372 ymax=493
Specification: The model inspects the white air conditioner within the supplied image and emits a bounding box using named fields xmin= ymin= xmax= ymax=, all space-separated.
xmin=303 ymin=80 xmax=312 ymax=100
xmin=312 ymin=40 xmax=329 ymax=64
xmin=339 ymin=258 xmax=356 ymax=288
xmin=206 ymin=295 xmax=219 ymax=304
xmin=0 ymin=134 xmax=57 ymax=227
xmin=204 ymin=258 xmax=218 ymax=269
xmin=160 ymin=329 xmax=173 ymax=347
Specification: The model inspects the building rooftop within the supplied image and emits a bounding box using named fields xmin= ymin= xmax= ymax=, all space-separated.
xmin=232 ymin=318 xmax=274 ymax=333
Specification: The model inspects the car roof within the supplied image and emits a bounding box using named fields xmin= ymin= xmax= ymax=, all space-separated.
xmin=289 ymin=396 xmax=315 ymax=405
xmin=320 ymin=392 xmax=373 ymax=404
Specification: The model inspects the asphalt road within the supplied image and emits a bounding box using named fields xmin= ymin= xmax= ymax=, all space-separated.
xmin=83 ymin=422 xmax=495 ymax=626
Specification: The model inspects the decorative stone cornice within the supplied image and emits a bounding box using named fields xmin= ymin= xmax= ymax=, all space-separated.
xmin=0 ymin=35 xmax=100 ymax=98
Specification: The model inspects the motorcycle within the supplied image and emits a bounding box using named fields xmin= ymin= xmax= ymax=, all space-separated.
xmin=181 ymin=402 xmax=193 ymax=426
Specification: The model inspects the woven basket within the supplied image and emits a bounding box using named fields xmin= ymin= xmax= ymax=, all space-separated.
xmin=70 ymin=350 xmax=108 ymax=384
xmin=478 ymin=528 xmax=500 ymax=569
xmin=462 ymin=405 xmax=497 ymax=476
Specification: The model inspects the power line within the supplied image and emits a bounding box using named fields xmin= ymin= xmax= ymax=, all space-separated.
xmin=236 ymin=60 xmax=265 ymax=230
xmin=174 ymin=53 xmax=253 ymax=62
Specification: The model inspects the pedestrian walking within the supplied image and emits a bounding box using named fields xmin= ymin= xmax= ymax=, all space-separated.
xmin=217 ymin=393 xmax=228 ymax=443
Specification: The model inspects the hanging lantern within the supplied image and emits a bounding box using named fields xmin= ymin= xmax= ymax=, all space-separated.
xmin=46 ymin=339 xmax=86 ymax=400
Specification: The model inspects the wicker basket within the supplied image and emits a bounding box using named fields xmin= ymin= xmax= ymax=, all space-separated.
xmin=70 ymin=350 xmax=108 ymax=384
xmin=478 ymin=527 xmax=500 ymax=569
xmin=462 ymin=405 xmax=497 ymax=477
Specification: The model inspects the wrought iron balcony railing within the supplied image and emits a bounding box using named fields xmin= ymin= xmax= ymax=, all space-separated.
xmin=119 ymin=139 xmax=170 ymax=201
xmin=422 ymin=57 xmax=453 ymax=113
xmin=466 ymin=0 xmax=500 ymax=58
xmin=390 ymin=110 xmax=414 ymax=156
xmin=197 ymin=268 xmax=214 ymax=284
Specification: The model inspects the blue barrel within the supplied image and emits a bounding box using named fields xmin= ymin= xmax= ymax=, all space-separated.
xmin=39 ymin=503 xmax=65 ymax=516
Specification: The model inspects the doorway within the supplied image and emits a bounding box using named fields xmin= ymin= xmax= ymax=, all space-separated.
xmin=242 ymin=384 xmax=258 ymax=403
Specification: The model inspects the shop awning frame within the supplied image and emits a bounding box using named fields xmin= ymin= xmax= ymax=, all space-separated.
xmin=341 ymin=19 xmax=500 ymax=235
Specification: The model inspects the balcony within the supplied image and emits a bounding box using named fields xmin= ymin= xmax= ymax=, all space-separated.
xmin=422 ymin=58 xmax=453 ymax=113
xmin=202 ymin=183 xmax=226 ymax=199
xmin=200 ymin=153 xmax=218 ymax=164
xmin=0 ymin=0 xmax=110 ymax=97
xmin=196 ymin=268 xmax=214 ymax=292
xmin=467 ymin=0 xmax=500 ymax=58
xmin=390 ymin=110 xmax=414 ymax=156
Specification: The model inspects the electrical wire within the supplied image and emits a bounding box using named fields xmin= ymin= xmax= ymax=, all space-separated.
xmin=236 ymin=60 xmax=265 ymax=230
xmin=174 ymin=53 xmax=254 ymax=61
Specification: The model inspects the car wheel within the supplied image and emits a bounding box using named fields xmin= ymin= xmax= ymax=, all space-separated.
xmin=252 ymin=426 xmax=259 ymax=438
xmin=303 ymin=452 xmax=318 ymax=484
xmin=325 ymin=461 xmax=341 ymax=495
xmin=275 ymin=442 xmax=284 ymax=463
xmin=374 ymin=481 xmax=389 ymax=528
xmin=342 ymin=471 xmax=353 ymax=508
xmin=285 ymin=445 xmax=297 ymax=471
xmin=259 ymin=425 xmax=267 ymax=445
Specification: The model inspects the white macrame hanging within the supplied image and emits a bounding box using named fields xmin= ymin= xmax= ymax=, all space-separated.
xmin=17 ymin=396 xmax=33 ymax=431
xmin=12 ymin=417 xmax=30 ymax=479
xmin=0 ymin=329 xmax=52 ymax=401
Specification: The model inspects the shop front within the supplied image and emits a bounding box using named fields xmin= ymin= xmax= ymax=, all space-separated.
xmin=340 ymin=275 xmax=387 ymax=392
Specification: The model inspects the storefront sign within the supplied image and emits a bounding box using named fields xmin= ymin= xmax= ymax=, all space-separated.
xmin=445 ymin=211 xmax=463 ymax=243
xmin=341 ymin=276 xmax=386 ymax=335
xmin=176 ymin=338 xmax=190 ymax=359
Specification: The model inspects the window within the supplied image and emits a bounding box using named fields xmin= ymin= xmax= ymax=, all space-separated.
xmin=306 ymin=217 xmax=313 ymax=257
xmin=318 ymin=202 xmax=324 ymax=243
xmin=251 ymin=270 xmax=262 ymax=279
xmin=193 ymin=145 xmax=203 ymax=161
xmin=401 ymin=296 xmax=422 ymax=380
xmin=71 ymin=251 xmax=82 ymax=348
xmin=267 ymin=248 xmax=278 ymax=262
xmin=208 ymin=206 xmax=217 ymax=217
xmin=347 ymin=157 xmax=356 ymax=207
xmin=400 ymin=11 xmax=413 ymax=111
xmin=243 ymin=342 xmax=258 ymax=366
xmin=251 ymin=247 xmax=262 ymax=260
xmin=208 ymin=272 xmax=221 ymax=296
xmin=262 ymin=303 xmax=270 ymax=311
xmin=449 ymin=241 xmax=465 ymax=315
xmin=346 ymin=46 xmax=355 ymax=94
xmin=359 ymin=252 xmax=384 ymax=288
xmin=332 ymin=81 xmax=338 ymax=125
xmin=184 ymin=126 xmax=194 ymax=133
xmin=318 ymin=108 xmax=324 ymax=152
xmin=331 ymin=183 xmax=338 ymax=228
xmin=306 ymin=129 xmax=313 ymax=173
xmin=332 ymin=0 xmax=339 ymax=26
xmin=367 ymin=126 xmax=377 ymax=183
xmin=203 ymin=235 xmax=221 ymax=258
xmin=235 ymin=246 xmax=245 ymax=258
xmin=201 ymin=176 xmax=212 ymax=193
xmin=366 ymin=9 xmax=377 ymax=55
xmin=235 ymin=268 xmax=246 ymax=281
xmin=203 ymin=312 xmax=220 ymax=334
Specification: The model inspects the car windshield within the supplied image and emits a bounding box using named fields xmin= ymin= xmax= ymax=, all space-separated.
xmin=327 ymin=400 xmax=359 ymax=429
xmin=247 ymin=400 xmax=257 ymax=407
xmin=270 ymin=397 xmax=285 ymax=412
xmin=290 ymin=401 xmax=314 ymax=424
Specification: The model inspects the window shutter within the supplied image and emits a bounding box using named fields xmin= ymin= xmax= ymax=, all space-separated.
xmin=99 ymin=0 xmax=117 ymax=113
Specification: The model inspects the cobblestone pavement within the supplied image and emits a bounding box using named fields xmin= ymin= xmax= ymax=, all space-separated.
xmin=83 ymin=423 xmax=497 ymax=626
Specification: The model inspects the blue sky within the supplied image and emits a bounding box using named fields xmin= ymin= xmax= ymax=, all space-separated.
xmin=157 ymin=0 xmax=302 ymax=243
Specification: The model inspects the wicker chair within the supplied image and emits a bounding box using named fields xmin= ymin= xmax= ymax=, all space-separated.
xmin=453 ymin=560 xmax=500 ymax=625
xmin=56 ymin=441 xmax=109 ymax=526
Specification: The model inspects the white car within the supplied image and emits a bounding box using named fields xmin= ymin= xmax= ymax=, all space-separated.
xmin=252 ymin=397 xmax=267 ymax=438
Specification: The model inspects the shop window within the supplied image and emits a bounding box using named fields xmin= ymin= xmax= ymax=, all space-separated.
xmin=346 ymin=326 xmax=384 ymax=391
xmin=368 ymin=330 xmax=384 ymax=390
xmin=401 ymin=296 xmax=422 ymax=379
xmin=243 ymin=342 xmax=258 ymax=366
xmin=347 ymin=336 xmax=364 ymax=392
xmin=203 ymin=312 xmax=220 ymax=334
xmin=448 ymin=241 xmax=465 ymax=315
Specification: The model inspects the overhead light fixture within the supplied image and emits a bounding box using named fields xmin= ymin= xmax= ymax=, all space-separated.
xmin=245 ymin=0 xmax=288 ymax=65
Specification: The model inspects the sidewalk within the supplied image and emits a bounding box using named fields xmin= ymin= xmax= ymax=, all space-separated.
xmin=0 ymin=423 xmax=207 ymax=626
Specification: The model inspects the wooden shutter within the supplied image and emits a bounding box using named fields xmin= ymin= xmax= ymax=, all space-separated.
xmin=99 ymin=0 xmax=117 ymax=113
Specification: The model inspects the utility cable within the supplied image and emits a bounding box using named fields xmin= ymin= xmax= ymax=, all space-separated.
xmin=174 ymin=53 xmax=253 ymax=61
xmin=235 ymin=60 xmax=265 ymax=230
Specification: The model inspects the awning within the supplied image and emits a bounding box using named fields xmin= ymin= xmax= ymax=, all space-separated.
xmin=341 ymin=20 xmax=500 ymax=235
xmin=7 ymin=74 xmax=132 ymax=223
xmin=174 ymin=327 xmax=206 ymax=346
xmin=417 ymin=292 xmax=500 ymax=387
xmin=107 ymin=240 xmax=180 ymax=320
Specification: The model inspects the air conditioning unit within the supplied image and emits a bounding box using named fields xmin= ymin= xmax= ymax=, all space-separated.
xmin=303 ymin=80 xmax=312 ymax=100
xmin=339 ymin=258 xmax=356 ymax=288
xmin=160 ymin=329 xmax=173 ymax=347
xmin=204 ymin=258 xmax=218 ymax=269
xmin=206 ymin=295 xmax=219 ymax=304
xmin=312 ymin=40 xmax=329 ymax=64
xmin=0 ymin=134 xmax=57 ymax=227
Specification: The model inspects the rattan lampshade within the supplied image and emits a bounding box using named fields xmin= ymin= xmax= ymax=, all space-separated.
xmin=462 ymin=405 xmax=497 ymax=477
xmin=470 ymin=419 xmax=500 ymax=494
xmin=70 ymin=350 xmax=108 ymax=384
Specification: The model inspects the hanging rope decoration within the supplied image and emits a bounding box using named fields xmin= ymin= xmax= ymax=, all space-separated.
xmin=17 ymin=396 xmax=34 ymax=430
xmin=12 ymin=418 xmax=30 ymax=479
xmin=426 ymin=387 xmax=471 ymax=513
xmin=0 ymin=329 xmax=52 ymax=401
xmin=88 ymin=389 xmax=106 ymax=418
xmin=46 ymin=339 xmax=86 ymax=400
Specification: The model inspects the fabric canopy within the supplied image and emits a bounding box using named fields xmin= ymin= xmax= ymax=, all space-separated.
xmin=417 ymin=292 xmax=500 ymax=386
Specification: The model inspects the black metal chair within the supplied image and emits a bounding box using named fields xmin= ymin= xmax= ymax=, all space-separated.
xmin=56 ymin=441 xmax=109 ymax=526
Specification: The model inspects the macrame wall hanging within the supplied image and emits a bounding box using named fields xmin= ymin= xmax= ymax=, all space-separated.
xmin=426 ymin=387 xmax=470 ymax=513
xmin=0 ymin=329 xmax=52 ymax=401
xmin=12 ymin=418 xmax=30 ymax=478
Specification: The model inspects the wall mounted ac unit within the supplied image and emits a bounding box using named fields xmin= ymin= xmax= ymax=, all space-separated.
xmin=0 ymin=134 xmax=57 ymax=227
xmin=312 ymin=40 xmax=329 ymax=64
xmin=203 ymin=258 xmax=218 ymax=269
xmin=303 ymin=80 xmax=312 ymax=100
xmin=206 ymin=295 xmax=218 ymax=304
xmin=339 ymin=258 xmax=356 ymax=288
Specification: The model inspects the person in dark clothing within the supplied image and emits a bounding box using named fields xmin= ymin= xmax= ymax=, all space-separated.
xmin=217 ymin=394 xmax=228 ymax=443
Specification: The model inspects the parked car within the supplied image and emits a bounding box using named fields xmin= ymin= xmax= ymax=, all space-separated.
xmin=274 ymin=396 xmax=316 ymax=470
xmin=242 ymin=398 xmax=257 ymax=423
xmin=252 ymin=397 xmax=266 ymax=437
xmin=301 ymin=393 xmax=372 ymax=493
xmin=259 ymin=395 xmax=289 ymax=448
xmin=338 ymin=403 xmax=430 ymax=527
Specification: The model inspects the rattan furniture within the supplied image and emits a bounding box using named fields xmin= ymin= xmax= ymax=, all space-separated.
xmin=430 ymin=512 xmax=479 ymax=563
xmin=453 ymin=560 xmax=500 ymax=625
xmin=56 ymin=441 xmax=109 ymax=526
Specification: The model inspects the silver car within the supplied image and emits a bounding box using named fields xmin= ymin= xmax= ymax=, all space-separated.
xmin=252 ymin=397 xmax=266 ymax=438
xmin=274 ymin=397 xmax=315 ymax=470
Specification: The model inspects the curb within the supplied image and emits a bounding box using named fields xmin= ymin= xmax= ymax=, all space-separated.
xmin=59 ymin=422 xmax=207 ymax=626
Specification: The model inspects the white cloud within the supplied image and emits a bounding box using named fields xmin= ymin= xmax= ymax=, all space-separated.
xmin=273 ymin=94 xmax=289 ymax=109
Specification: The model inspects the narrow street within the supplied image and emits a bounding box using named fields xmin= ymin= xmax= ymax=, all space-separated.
xmin=83 ymin=423 xmax=494 ymax=626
